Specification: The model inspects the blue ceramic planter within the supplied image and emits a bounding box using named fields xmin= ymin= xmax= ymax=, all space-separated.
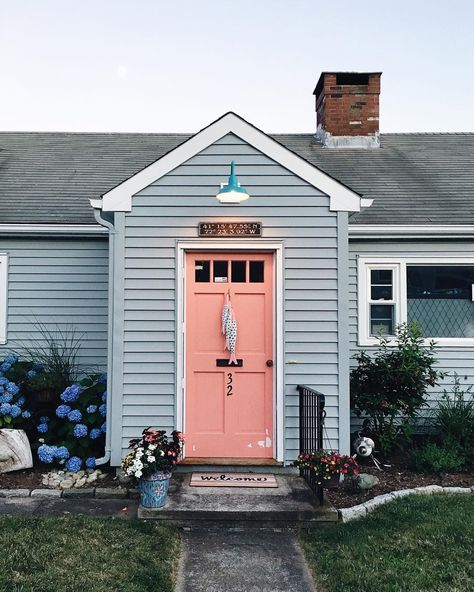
xmin=138 ymin=471 xmax=172 ymax=508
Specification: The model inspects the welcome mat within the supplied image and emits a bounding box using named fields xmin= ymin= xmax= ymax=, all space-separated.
xmin=190 ymin=472 xmax=278 ymax=488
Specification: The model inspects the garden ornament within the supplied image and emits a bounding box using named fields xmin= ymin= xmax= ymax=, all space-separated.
xmin=353 ymin=435 xmax=388 ymax=471
xmin=0 ymin=429 xmax=33 ymax=473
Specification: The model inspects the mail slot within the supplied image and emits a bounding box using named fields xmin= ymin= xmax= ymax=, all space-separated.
xmin=216 ymin=359 xmax=243 ymax=367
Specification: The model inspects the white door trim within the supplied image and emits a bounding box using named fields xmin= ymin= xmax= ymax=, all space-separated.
xmin=176 ymin=240 xmax=285 ymax=462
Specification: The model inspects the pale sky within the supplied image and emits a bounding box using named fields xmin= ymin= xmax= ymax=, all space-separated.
xmin=1 ymin=0 xmax=473 ymax=133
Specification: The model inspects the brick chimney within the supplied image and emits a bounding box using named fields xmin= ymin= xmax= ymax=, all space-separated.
xmin=314 ymin=72 xmax=382 ymax=148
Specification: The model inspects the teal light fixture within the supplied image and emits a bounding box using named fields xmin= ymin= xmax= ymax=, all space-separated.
xmin=216 ymin=161 xmax=250 ymax=204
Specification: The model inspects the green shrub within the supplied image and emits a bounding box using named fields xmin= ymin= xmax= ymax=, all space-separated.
xmin=350 ymin=322 xmax=444 ymax=454
xmin=433 ymin=374 xmax=474 ymax=468
xmin=411 ymin=442 xmax=465 ymax=474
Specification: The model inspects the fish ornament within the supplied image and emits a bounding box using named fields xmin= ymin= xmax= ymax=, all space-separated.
xmin=222 ymin=293 xmax=238 ymax=365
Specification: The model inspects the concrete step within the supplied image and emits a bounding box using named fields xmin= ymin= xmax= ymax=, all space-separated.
xmin=138 ymin=473 xmax=338 ymax=526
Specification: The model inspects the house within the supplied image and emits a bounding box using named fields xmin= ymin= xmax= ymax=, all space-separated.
xmin=1 ymin=71 xmax=473 ymax=467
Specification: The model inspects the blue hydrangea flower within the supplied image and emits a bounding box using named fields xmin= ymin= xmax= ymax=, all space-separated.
xmin=56 ymin=404 xmax=71 ymax=418
xmin=55 ymin=446 xmax=70 ymax=460
xmin=37 ymin=422 xmax=48 ymax=433
xmin=26 ymin=369 xmax=37 ymax=378
xmin=65 ymin=456 xmax=82 ymax=472
xmin=73 ymin=423 xmax=88 ymax=438
xmin=0 ymin=377 xmax=8 ymax=386
xmin=38 ymin=444 xmax=55 ymax=464
xmin=86 ymin=405 xmax=97 ymax=414
xmin=4 ymin=354 xmax=17 ymax=365
xmin=21 ymin=410 xmax=31 ymax=419
xmin=6 ymin=382 xmax=19 ymax=395
xmin=0 ymin=363 xmax=11 ymax=373
xmin=16 ymin=396 xmax=26 ymax=406
xmin=0 ymin=403 xmax=12 ymax=415
xmin=98 ymin=373 xmax=107 ymax=384
xmin=101 ymin=421 xmax=106 ymax=433
xmin=60 ymin=384 xmax=81 ymax=403
xmin=101 ymin=391 xmax=107 ymax=403
xmin=68 ymin=409 xmax=82 ymax=423
xmin=40 ymin=416 xmax=50 ymax=423
xmin=85 ymin=457 xmax=96 ymax=469
xmin=99 ymin=403 xmax=107 ymax=417
xmin=0 ymin=394 xmax=10 ymax=404
xmin=89 ymin=428 xmax=101 ymax=440
xmin=9 ymin=405 xmax=21 ymax=418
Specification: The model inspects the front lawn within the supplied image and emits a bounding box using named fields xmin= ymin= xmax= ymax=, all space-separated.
xmin=0 ymin=516 xmax=179 ymax=592
xmin=301 ymin=494 xmax=474 ymax=592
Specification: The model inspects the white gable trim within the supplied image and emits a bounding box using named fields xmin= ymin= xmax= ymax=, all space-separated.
xmin=95 ymin=112 xmax=362 ymax=213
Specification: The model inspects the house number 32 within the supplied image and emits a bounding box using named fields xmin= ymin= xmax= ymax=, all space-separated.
xmin=227 ymin=373 xmax=233 ymax=396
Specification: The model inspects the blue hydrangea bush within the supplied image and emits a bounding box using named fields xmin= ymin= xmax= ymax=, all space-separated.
xmin=0 ymin=353 xmax=36 ymax=429
xmin=36 ymin=373 xmax=107 ymax=472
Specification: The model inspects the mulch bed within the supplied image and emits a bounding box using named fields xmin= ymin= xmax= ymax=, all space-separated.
xmin=0 ymin=466 xmax=118 ymax=489
xmin=327 ymin=458 xmax=474 ymax=508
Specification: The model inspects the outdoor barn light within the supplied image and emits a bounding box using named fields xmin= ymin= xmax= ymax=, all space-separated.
xmin=216 ymin=161 xmax=250 ymax=204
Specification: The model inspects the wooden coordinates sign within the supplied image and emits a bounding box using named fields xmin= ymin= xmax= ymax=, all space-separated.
xmin=198 ymin=222 xmax=262 ymax=237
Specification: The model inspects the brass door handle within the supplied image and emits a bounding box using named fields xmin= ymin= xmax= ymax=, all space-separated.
xmin=266 ymin=360 xmax=274 ymax=367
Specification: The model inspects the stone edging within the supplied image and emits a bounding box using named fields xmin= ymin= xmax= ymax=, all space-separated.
xmin=0 ymin=487 xmax=138 ymax=500
xmin=338 ymin=485 xmax=474 ymax=523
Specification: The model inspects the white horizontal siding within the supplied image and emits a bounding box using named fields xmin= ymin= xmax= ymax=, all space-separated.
xmin=0 ymin=238 xmax=108 ymax=369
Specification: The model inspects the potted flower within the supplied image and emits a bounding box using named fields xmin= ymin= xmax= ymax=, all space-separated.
xmin=121 ymin=428 xmax=184 ymax=508
xmin=294 ymin=450 xmax=359 ymax=487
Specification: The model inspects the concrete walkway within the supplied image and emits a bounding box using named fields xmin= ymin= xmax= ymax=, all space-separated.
xmin=176 ymin=528 xmax=316 ymax=592
xmin=0 ymin=495 xmax=317 ymax=592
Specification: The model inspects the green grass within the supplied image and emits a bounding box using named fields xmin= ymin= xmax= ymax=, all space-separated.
xmin=0 ymin=516 xmax=179 ymax=592
xmin=301 ymin=495 xmax=474 ymax=592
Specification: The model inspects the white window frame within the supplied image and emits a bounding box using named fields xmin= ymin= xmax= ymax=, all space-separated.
xmin=0 ymin=254 xmax=7 ymax=345
xmin=358 ymin=256 xmax=474 ymax=347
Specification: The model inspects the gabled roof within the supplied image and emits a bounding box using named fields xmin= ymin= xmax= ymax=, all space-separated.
xmin=97 ymin=112 xmax=362 ymax=213
xmin=0 ymin=125 xmax=473 ymax=225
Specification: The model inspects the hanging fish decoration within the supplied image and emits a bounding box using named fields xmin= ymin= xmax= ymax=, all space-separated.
xmin=221 ymin=292 xmax=238 ymax=365
xmin=227 ymin=311 xmax=238 ymax=365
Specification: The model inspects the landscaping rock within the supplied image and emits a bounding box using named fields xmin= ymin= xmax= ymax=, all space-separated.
xmin=0 ymin=488 xmax=30 ymax=498
xmin=339 ymin=504 xmax=367 ymax=522
xmin=95 ymin=487 xmax=127 ymax=499
xmin=0 ymin=429 xmax=33 ymax=473
xmin=31 ymin=489 xmax=61 ymax=498
xmin=356 ymin=473 xmax=380 ymax=490
xmin=363 ymin=493 xmax=395 ymax=513
xmin=390 ymin=489 xmax=416 ymax=499
xmin=60 ymin=479 xmax=74 ymax=489
xmin=414 ymin=485 xmax=443 ymax=495
xmin=74 ymin=477 xmax=87 ymax=488
xmin=443 ymin=487 xmax=472 ymax=494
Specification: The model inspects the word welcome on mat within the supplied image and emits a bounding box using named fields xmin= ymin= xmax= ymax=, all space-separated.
xmin=190 ymin=472 xmax=278 ymax=488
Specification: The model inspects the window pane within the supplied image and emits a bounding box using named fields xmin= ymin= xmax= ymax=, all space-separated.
xmin=195 ymin=261 xmax=210 ymax=283
xmin=371 ymin=269 xmax=393 ymax=300
xmin=231 ymin=261 xmax=246 ymax=283
xmin=213 ymin=260 xmax=228 ymax=283
xmin=407 ymin=266 xmax=474 ymax=338
xmin=370 ymin=304 xmax=395 ymax=336
xmin=249 ymin=261 xmax=264 ymax=283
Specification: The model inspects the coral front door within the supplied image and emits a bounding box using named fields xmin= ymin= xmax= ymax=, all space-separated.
xmin=185 ymin=252 xmax=274 ymax=459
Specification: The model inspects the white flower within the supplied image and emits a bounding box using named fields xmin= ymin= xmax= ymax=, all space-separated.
xmin=148 ymin=456 xmax=155 ymax=463
xmin=135 ymin=469 xmax=142 ymax=478
xmin=160 ymin=450 xmax=165 ymax=456
xmin=149 ymin=444 xmax=157 ymax=451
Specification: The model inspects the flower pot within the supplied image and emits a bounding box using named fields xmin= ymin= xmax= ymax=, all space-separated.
xmin=138 ymin=471 xmax=172 ymax=508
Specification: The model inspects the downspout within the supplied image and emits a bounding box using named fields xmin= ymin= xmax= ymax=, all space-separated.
xmin=92 ymin=207 xmax=115 ymax=465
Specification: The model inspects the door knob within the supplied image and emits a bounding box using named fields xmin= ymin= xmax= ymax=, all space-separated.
xmin=266 ymin=360 xmax=274 ymax=367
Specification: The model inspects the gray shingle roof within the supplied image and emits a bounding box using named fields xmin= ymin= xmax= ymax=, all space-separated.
xmin=0 ymin=130 xmax=473 ymax=225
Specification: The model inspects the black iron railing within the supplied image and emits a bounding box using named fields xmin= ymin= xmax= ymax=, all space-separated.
xmin=297 ymin=385 xmax=326 ymax=505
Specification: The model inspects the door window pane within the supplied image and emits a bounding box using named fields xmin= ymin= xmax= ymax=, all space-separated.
xmin=213 ymin=260 xmax=228 ymax=283
xmin=249 ymin=261 xmax=264 ymax=283
xmin=231 ymin=261 xmax=246 ymax=283
xmin=195 ymin=261 xmax=210 ymax=283
xmin=407 ymin=266 xmax=474 ymax=337
xmin=370 ymin=304 xmax=395 ymax=336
